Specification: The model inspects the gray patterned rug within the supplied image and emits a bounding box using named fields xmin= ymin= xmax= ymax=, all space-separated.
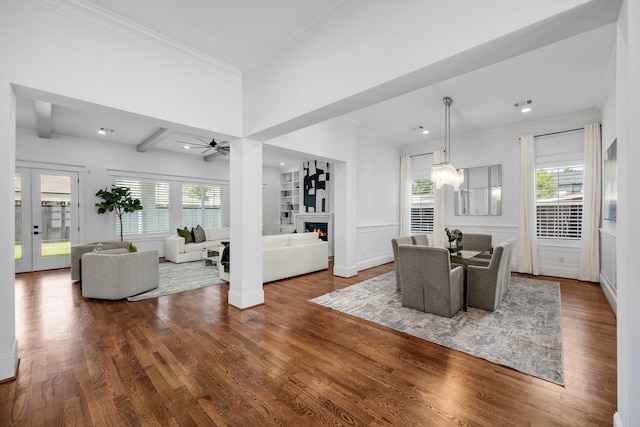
xmin=127 ymin=261 xmax=225 ymax=301
xmin=311 ymin=272 xmax=564 ymax=385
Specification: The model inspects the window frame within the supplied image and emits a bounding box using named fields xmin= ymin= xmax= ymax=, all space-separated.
xmin=114 ymin=177 xmax=171 ymax=238
xmin=535 ymin=164 xmax=584 ymax=241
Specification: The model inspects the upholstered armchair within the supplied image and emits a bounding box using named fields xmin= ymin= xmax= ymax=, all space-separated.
xmin=391 ymin=236 xmax=414 ymax=291
xmin=397 ymin=245 xmax=464 ymax=317
xmin=462 ymin=233 xmax=493 ymax=266
xmin=71 ymin=240 xmax=130 ymax=281
xmin=410 ymin=234 xmax=430 ymax=246
xmin=467 ymin=240 xmax=514 ymax=311
xmin=81 ymin=250 xmax=159 ymax=300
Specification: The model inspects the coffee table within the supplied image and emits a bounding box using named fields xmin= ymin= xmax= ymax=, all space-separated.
xmin=202 ymin=245 xmax=223 ymax=267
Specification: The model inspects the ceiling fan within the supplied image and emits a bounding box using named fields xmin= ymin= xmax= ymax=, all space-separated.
xmin=177 ymin=137 xmax=230 ymax=156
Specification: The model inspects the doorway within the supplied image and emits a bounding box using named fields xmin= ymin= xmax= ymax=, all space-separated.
xmin=15 ymin=168 xmax=79 ymax=273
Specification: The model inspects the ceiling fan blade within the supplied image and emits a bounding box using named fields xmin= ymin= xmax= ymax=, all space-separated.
xmin=177 ymin=140 xmax=209 ymax=148
xmin=202 ymin=147 xmax=212 ymax=154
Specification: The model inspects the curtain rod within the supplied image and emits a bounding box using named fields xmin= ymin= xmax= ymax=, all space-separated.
xmin=409 ymin=152 xmax=434 ymax=158
xmin=519 ymin=127 xmax=584 ymax=140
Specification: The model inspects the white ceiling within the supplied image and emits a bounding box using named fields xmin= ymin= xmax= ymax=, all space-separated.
xmin=14 ymin=1 xmax=617 ymax=168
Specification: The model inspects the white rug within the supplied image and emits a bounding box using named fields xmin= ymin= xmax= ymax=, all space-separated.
xmin=127 ymin=261 xmax=225 ymax=301
xmin=311 ymin=272 xmax=564 ymax=385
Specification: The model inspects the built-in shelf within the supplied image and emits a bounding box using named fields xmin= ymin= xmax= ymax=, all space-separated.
xmin=279 ymin=170 xmax=299 ymax=232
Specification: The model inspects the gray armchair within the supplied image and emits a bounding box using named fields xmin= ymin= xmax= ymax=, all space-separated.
xmin=467 ymin=240 xmax=514 ymax=311
xmin=71 ymin=240 xmax=130 ymax=281
xmin=462 ymin=233 xmax=493 ymax=266
xmin=391 ymin=236 xmax=414 ymax=291
xmin=81 ymin=250 xmax=159 ymax=300
xmin=397 ymin=245 xmax=464 ymax=317
xmin=411 ymin=234 xmax=429 ymax=246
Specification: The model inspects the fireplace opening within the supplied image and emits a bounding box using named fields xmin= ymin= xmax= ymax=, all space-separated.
xmin=305 ymin=222 xmax=328 ymax=241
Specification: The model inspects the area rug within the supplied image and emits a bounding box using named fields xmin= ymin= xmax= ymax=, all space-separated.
xmin=311 ymin=272 xmax=564 ymax=385
xmin=127 ymin=262 xmax=225 ymax=301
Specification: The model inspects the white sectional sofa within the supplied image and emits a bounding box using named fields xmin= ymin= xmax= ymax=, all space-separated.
xmin=219 ymin=232 xmax=328 ymax=283
xmin=165 ymin=227 xmax=230 ymax=263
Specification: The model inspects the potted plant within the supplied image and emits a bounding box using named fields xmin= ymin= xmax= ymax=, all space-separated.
xmin=95 ymin=185 xmax=143 ymax=241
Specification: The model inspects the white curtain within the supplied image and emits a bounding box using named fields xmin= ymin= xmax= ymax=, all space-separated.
xmin=433 ymin=149 xmax=446 ymax=248
xmin=517 ymin=134 xmax=539 ymax=275
xmin=578 ymin=123 xmax=601 ymax=282
xmin=399 ymin=154 xmax=412 ymax=237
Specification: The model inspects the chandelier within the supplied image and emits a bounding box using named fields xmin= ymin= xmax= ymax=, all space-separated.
xmin=431 ymin=96 xmax=464 ymax=190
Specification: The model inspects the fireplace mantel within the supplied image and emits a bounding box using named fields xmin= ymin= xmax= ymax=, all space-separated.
xmin=295 ymin=213 xmax=334 ymax=255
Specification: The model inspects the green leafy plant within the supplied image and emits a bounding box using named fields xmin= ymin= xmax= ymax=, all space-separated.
xmin=95 ymin=185 xmax=143 ymax=241
xmin=128 ymin=242 xmax=138 ymax=253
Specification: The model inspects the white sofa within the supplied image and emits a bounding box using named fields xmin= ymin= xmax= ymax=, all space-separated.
xmin=219 ymin=232 xmax=328 ymax=283
xmin=165 ymin=227 xmax=230 ymax=263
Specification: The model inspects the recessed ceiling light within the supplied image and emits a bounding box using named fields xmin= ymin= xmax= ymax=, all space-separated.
xmin=412 ymin=125 xmax=429 ymax=134
xmin=521 ymin=107 xmax=532 ymax=113
xmin=280 ymin=162 xmax=285 ymax=166
xmin=98 ymin=127 xmax=114 ymax=135
xmin=183 ymin=145 xmax=191 ymax=149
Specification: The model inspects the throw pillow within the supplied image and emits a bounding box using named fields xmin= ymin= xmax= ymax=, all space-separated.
xmin=193 ymin=225 xmax=206 ymax=243
xmin=177 ymin=227 xmax=193 ymax=244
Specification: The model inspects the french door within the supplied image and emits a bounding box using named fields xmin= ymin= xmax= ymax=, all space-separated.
xmin=15 ymin=168 xmax=79 ymax=273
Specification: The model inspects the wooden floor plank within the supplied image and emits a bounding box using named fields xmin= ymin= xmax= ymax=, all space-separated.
xmin=1 ymin=263 xmax=617 ymax=426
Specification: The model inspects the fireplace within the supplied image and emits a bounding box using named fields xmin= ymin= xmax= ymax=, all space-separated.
xmin=305 ymin=222 xmax=328 ymax=241
xmin=295 ymin=212 xmax=333 ymax=255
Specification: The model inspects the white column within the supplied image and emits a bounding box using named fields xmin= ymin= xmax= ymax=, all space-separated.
xmin=0 ymin=84 xmax=19 ymax=380
xmin=228 ymin=138 xmax=265 ymax=309
xmin=616 ymin=1 xmax=640 ymax=426
xmin=332 ymin=161 xmax=358 ymax=277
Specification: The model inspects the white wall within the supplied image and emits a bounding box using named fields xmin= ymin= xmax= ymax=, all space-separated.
xmin=262 ymin=166 xmax=282 ymax=235
xmin=355 ymin=128 xmax=400 ymax=270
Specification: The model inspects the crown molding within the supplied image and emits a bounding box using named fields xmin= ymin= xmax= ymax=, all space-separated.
xmin=244 ymin=0 xmax=368 ymax=74
xmin=26 ymin=0 xmax=241 ymax=82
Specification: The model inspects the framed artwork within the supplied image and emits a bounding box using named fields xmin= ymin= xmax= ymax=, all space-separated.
xmin=303 ymin=161 xmax=330 ymax=212
xmin=603 ymin=139 xmax=617 ymax=221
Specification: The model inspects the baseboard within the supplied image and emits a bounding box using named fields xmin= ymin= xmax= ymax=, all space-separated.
xmin=333 ymin=264 xmax=358 ymax=278
xmin=0 ymin=340 xmax=19 ymax=381
xmin=600 ymin=272 xmax=617 ymax=316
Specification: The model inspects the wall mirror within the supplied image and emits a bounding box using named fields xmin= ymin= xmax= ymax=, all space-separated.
xmin=454 ymin=164 xmax=502 ymax=216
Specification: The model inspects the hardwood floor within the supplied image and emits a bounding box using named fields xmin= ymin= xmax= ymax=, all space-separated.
xmin=1 ymin=263 xmax=616 ymax=426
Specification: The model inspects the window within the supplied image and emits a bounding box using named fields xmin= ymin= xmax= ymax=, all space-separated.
xmin=115 ymin=178 xmax=170 ymax=236
xmin=535 ymin=165 xmax=583 ymax=239
xmin=182 ymin=184 xmax=222 ymax=228
xmin=411 ymin=178 xmax=434 ymax=233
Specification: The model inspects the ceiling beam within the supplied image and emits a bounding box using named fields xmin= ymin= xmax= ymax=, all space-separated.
xmin=34 ymin=100 xmax=52 ymax=139
xmin=137 ymin=128 xmax=170 ymax=152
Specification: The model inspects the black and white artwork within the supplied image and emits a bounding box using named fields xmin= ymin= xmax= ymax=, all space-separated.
xmin=303 ymin=161 xmax=330 ymax=212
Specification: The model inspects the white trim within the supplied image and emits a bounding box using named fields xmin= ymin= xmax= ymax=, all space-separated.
xmin=614 ymin=412 xmax=623 ymax=427
xmin=600 ymin=271 xmax=617 ymax=316
xmin=16 ymin=160 xmax=86 ymax=173
xmin=600 ymin=227 xmax=617 ymax=238
xmin=106 ymin=169 xmax=229 ymax=185
xmin=0 ymin=339 xmax=19 ymax=381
